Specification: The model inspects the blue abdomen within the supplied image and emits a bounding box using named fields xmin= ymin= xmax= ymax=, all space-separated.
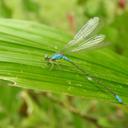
xmin=51 ymin=54 xmax=63 ymax=60
xmin=50 ymin=53 xmax=70 ymax=61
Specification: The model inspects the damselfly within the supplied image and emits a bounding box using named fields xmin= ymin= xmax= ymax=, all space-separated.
xmin=45 ymin=17 xmax=123 ymax=104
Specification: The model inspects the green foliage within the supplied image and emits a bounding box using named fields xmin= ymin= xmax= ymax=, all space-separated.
xmin=0 ymin=0 xmax=128 ymax=128
xmin=0 ymin=0 xmax=12 ymax=18
xmin=0 ymin=19 xmax=128 ymax=103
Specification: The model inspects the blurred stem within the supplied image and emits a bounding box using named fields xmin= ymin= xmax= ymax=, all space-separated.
xmin=39 ymin=92 xmax=103 ymax=128
xmin=28 ymin=91 xmax=102 ymax=128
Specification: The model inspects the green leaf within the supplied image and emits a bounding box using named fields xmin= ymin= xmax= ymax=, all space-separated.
xmin=0 ymin=19 xmax=128 ymax=104
xmin=0 ymin=0 xmax=12 ymax=18
xmin=22 ymin=0 xmax=39 ymax=12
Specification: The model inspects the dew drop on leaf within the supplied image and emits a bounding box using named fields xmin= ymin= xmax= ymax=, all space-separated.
xmin=87 ymin=76 xmax=93 ymax=81
xmin=67 ymin=80 xmax=72 ymax=85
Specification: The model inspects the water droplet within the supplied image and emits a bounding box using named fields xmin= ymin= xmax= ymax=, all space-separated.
xmin=67 ymin=80 xmax=72 ymax=85
xmin=87 ymin=76 xmax=93 ymax=81
xmin=67 ymin=81 xmax=73 ymax=91
xmin=54 ymin=46 xmax=58 ymax=50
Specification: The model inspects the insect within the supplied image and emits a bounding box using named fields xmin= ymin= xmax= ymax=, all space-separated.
xmin=45 ymin=17 xmax=123 ymax=104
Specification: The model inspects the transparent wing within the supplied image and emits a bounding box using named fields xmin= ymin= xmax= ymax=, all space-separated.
xmin=66 ymin=17 xmax=100 ymax=47
xmin=71 ymin=34 xmax=106 ymax=52
xmin=74 ymin=17 xmax=99 ymax=40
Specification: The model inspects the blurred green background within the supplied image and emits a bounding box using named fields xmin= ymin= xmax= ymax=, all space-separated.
xmin=0 ymin=0 xmax=128 ymax=127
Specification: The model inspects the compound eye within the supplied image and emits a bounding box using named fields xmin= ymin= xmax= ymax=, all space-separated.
xmin=44 ymin=54 xmax=49 ymax=60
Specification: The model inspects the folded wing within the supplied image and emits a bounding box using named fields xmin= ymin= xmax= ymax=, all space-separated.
xmin=60 ymin=17 xmax=106 ymax=53
xmin=71 ymin=34 xmax=105 ymax=52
